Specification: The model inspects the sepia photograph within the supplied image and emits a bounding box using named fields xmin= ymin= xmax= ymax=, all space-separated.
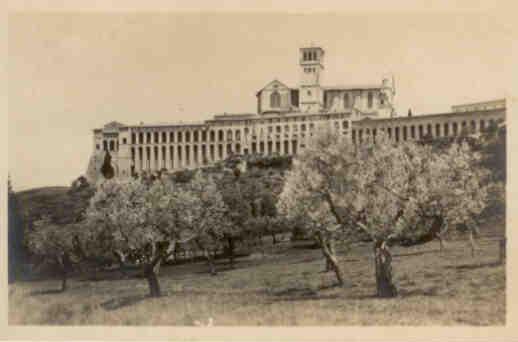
xmin=5 ymin=3 xmax=512 ymax=335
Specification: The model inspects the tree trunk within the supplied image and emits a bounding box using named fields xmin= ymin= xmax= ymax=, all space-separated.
xmin=317 ymin=233 xmax=344 ymax=286
xmin=436 ymin=233 xmax=446 ymax=252
xmin=114 ymin=250 xmax=128 ymax=278
xmin=205 ymin=249 xmax=217 ymax=276
xmin=469 ymin=230 xmax=477 ymax=258
xmin=60 ymin=272 xmax=67 ymax=292
xmin=325 ymin=239 xmax=336 ymax=272
xmin=227 ymin=237 xmax=235 ymax=268
xmin=144 ymin=261 xmax=162 ymax=297
xmin=56 ymin=253 xmax=70 ymax=292
xmin=374 ymin=240 xmax=397 ymax=298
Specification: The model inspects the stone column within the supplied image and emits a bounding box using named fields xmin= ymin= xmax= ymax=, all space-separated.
xmin=198 ymin=142 xmax=203 ymax=167
xmin=177 ymin=145 xmax=182 ymax=169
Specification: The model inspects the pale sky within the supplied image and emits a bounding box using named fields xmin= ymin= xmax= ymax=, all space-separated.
xmin=8 ymin=11 xmax=514 ymax=191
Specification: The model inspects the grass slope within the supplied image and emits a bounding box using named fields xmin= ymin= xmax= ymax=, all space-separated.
xmin=15 ymin=184 xmax=95 ymax=227
xmin=9 ymin=236 xmax=505 ymax=326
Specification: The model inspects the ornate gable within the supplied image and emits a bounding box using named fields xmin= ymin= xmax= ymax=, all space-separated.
xmin=103 ymin=121 xmax=126 ymax=130
xmin=256 ymin=79 xmax=290 ymax=95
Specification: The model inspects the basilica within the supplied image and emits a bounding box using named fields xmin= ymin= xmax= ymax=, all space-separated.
xmin=87 ymin=47 xmax=505 ymax=182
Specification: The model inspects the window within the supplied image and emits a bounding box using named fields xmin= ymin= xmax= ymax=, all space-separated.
xmin=131 ymin=133 xmax=136 ymax=144
xmin=139 ymin=133 xmax=143 ymax=144
xmin=367 ymin=92 xmax=373 ymax=108
xmin=344 ymin=93 xmax=350 ymax=108
xmin=109 ymin=141 xmax=115 ymax=151
xmin=146 ymin=132 xmax=151 ymax=144
xmin=193 ymin=131 xmax=199 ymax=143
xmin=154 ymin=132 xmax=159 ymax=143
xmin=270 ymin=91 xmax=281 ymax=108
xmin=170 ymin=132 xmax=174 ymax=143
xmin=122 ymin=138 xmax=127 ymax=145
xmin=343 ymin=120 xmax=349 ymax=129
xmin=162 ymin=132 xmax=167 ymax=143
xmin=202 ymin=131 xmax=207 ymax=142
xmin=178 ymin=131 xmax=183 ymax=143
xmin=96 ymin=144 xmax=100 ymax=150
xmin=185 ymin=131 xmax=191 ymax=142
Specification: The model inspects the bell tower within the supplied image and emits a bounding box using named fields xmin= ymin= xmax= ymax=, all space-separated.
xmin=299 ymin=46 xmax=325 ymax=113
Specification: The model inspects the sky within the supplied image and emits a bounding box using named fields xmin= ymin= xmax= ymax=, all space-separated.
xmin=8 ymin=10 xmax=515 ymax=191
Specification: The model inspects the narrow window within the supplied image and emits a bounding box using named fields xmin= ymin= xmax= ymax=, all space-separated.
xmin=344 ymin=93 xmax=350 ymax=108
xmin=367 ymin=92 xmax=373 ymax=109
xmin=270 ymin=91 xmax=281 ymax=108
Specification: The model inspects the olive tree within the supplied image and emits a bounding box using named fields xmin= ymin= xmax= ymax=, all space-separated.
xmin=84 ymin=178 xmax=196 ymax=297
xmin=179 ymin=171 xmax=232 ymax=275
xmin=278 ymin=129 xmax=489 ymax=297
xmin=217 ymin=173 xmax=253 ymax=267
xmin=26 ymin=217 xmax=83 ymax=292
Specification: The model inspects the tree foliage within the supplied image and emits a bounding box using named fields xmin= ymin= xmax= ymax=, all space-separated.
xmin=278 ymin=129 xmax=490 ymax=295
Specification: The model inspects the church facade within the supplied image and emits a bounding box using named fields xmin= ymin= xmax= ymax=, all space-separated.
xmin=88 ymin=47 xmax=505 ymax=181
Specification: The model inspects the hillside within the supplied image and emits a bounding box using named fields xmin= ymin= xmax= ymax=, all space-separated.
xmin=15 ymin=183 xmax=95 ymax=230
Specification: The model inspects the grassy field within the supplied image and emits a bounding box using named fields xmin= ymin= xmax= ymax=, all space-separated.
xmin=9 ymin=235 xmax=505 ymax=326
